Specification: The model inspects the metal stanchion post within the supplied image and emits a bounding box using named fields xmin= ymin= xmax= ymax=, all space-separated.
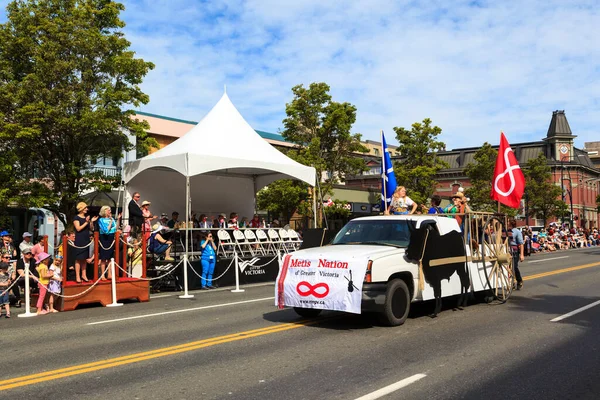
xmin=179 ymin=254 xmax=194 ymax=298
xmin=106 ymin=258 xmax=123 ymax=307
xmin=18 ymin=264 xmax=36 ymax=318
xmin=231 ymin=251 xmax=244 ymax=293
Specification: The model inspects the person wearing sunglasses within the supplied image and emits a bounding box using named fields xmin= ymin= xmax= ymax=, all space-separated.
xmin=1 ymin=231 xmax=16 ymax=259
xmin=13 ymin=248 xmax=36 ymax=308
xmin=128 ymin=192 xmax=144 ymax=237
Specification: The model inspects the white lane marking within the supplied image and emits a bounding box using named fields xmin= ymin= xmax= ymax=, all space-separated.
xmin=528 ymin=256 xmax=569 ymax=264
xmin=149 ymin=294 xmax=173 ymax=299
xmin=551 ymin=299 xmax=600 ymax=322
xmin=86 ymin=297 xmax=275 ymax=326
xmin=353 ymin=374 xmax=427 ymax=400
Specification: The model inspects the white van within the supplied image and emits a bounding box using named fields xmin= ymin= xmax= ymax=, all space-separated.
xmin=4 ymin=207 xmax=65 ymax=255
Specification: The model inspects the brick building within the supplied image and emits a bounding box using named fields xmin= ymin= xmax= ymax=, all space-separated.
xmin=344 ymin=110 xmax=600 ymax=228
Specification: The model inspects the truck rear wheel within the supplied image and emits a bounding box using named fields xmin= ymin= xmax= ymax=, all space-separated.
xmin=293 ymin=307 xmax=322 ymax=318
xmin=379 ymin=279 xmax=410 ymax=326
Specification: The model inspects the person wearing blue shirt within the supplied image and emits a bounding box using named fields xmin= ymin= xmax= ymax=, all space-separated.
xmin=98 ymin=206 xmax=121 ymax=280
xmin=427 ymin=195 xmax=444 ymax=214
xmin=200 ymin=231 xmax=217 ymax=289
xmin=509 ymin=219 xmax=524 ymax=290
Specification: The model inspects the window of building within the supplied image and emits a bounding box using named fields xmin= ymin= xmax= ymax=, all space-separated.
xmin=374 ymin=148 xmax=380 ymax=156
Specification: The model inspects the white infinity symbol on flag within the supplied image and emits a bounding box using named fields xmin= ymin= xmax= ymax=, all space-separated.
xmin=494 ymin=147 xmax=521 ymax=196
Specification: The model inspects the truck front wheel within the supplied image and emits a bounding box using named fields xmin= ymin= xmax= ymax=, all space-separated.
xmin=379 ymin=279 xmax=410 ymax=326
xmin=294 ymin=307 xmax=322 ymax=318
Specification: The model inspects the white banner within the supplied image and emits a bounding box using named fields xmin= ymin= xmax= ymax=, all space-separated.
xmin=275 ymin=254 xmax=368 ymax=314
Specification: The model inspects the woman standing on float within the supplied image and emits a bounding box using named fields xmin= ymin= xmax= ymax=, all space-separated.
xmin=73 ymin=202 xmax=97 ymax=283
xmin=385 ymin=186 xmax=417 ymax=215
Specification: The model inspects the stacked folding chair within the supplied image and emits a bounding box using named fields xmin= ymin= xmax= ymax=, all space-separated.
xmin=278 ymin=229 xmax=294 ymax=253
xmin=217 ymin=229 xmax=235 ymax=258
xmin=256 ymin=229 xmax=272 ymax=255
xmin=268 ymin=229 xmax=284 ymax=253
xmin=286 ymin=229 xmax=302 ymax=251
xmin=244 ymin=229 xmax=264 ymax=255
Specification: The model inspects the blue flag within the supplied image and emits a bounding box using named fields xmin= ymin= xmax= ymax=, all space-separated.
xmin=380 ymin=131 xmax=397 ymax=211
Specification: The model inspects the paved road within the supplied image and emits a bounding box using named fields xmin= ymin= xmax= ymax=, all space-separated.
xmin=2 ymin=248 xmax=599 ymax=399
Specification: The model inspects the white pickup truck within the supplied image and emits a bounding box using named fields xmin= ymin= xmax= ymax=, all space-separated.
xmin=276 ymin=215 xmax=510 ymax=326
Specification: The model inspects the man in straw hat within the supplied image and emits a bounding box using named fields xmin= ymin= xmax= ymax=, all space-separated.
xmin=444 ymin=192 xmax=470 ymax=232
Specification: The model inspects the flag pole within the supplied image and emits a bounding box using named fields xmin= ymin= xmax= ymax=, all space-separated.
xmin=381 ymin=130 xmax=387 ymax=214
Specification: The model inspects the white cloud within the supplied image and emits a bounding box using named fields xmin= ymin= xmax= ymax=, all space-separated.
xmin=2 ymin=0 xmax=599 ymax=149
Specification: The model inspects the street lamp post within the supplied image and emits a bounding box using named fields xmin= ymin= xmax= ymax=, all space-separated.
xmin=560 ymin=160 xmax=574 ymax=227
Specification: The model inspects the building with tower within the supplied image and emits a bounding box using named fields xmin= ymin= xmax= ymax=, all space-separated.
xmin=432 ymin=110 xmax=599 ymax=228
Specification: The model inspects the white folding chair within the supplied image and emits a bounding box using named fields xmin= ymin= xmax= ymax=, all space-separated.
xmin=244 ymin=229 xmax=264 ymax=255
xmin=217 ymin=229 xmax=235 ymax=258
xmin=268 ymin=229 xmax=284 ymax=253
xmin=286 ymin=229 xmax=302 ymax=251
xmin=278 ymin=229 xmax=294 ymax=253
xmin=256 ymin=229 xmax=272 ymax=254
xmin=232 ymin=229 xmax=251 ymax=257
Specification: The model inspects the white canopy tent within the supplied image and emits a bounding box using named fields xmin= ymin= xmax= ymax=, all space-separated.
xmin=123 ymin=92 xmax=316 ymax=225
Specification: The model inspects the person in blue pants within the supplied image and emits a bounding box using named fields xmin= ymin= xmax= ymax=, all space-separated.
xmin=200 ymin=231 xmax=217 ymax=289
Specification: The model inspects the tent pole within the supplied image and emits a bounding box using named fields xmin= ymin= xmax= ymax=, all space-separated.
xmin=180 ymin=173 xmax=194 ymax=299
xmin=253 ymin=175 xmax=258 ymax=214
xmin=312 ymin=185 xmax=317 ymax=229
xmin=121 ymin=182 xmax=127 ymax=230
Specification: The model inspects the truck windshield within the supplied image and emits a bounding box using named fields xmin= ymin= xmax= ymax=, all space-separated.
xmin=331 ymin=219 xmax=414 ymax=248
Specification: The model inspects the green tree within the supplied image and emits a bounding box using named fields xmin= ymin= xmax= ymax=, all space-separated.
xmin=393 ymin=118 xmax=447 ymax=205
xmin=0 ymin=0 xmax=156 ymax=222
xmin=281 ymin=82 xmax=368 ymax=226
xmin=256 ymin=180 xmax=309 ymax=223
xmin=524 ymin=153 xmax=565 ymax=226
xmin=323 ymin=199 xmax=351 ymax=220
xmin=464 ymin=143 xmax=517 ymax=216
xmin=464 ymin=143 xmax=497 ymax=212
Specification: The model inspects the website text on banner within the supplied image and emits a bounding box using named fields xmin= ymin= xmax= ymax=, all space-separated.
xmin=275 ymin=254 xmax=369 ymax=314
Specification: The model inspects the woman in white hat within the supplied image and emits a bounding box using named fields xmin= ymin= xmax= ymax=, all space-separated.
xmin=148 ymin=223 xmax=174 ymax=261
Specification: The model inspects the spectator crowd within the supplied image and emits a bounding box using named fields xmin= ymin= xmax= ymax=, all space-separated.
xmin=521 ymin=223 xmax=600 ymax=254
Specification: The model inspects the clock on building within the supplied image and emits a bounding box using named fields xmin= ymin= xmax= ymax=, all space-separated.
xmin=559 ymin=144 xmax=570 ymax=161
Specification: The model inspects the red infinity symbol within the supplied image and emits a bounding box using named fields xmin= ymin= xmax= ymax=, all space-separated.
xmin=296 ymin=281 xmax=329 ymax=298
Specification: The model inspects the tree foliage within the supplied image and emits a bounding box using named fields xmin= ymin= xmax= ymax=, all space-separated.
xmin=524 ymin=153 xmax=565 ymax=226
xmin=256 ymin=180 xmax=309 ymax=222
xmin=464 ymin=143 xmax=517 ymax=216
xmin=281 ymin=82 xmax=368 ymax=196
xmin=393 ymin=118 xmax=447 ymax=205
xmin=0 ymin=0 xmax=156 ymax=221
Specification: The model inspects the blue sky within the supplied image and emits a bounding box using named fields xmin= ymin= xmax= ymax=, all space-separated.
xmin=2 ymin=0 xmax=600 ymax=149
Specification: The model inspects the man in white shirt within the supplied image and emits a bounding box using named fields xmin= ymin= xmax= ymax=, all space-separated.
xmin=19 ymin=232 xmax=34 ymax=255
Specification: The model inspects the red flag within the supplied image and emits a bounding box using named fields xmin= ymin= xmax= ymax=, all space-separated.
xmin=491 ymin=132 xmax=525 ymax=208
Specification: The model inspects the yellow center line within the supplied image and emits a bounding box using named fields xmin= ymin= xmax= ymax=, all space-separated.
xmin=2 ymin=260 xmax=600 ymax=392
xmin=0 ymin=320 xmax=325 ymax=391
xmin=523 ymin=261 xmax=600 ymax=281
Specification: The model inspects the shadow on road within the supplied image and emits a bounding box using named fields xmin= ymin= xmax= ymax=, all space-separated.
xmin=458 ymin=294 xmax=600 ymax=399
xmin=262 ymin=293 xmax=489 ymax=330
